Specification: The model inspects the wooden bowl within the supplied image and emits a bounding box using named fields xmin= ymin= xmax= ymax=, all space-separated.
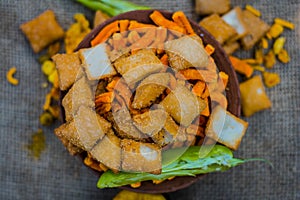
xmin=73 ymin=9 xmax=241 ymax=194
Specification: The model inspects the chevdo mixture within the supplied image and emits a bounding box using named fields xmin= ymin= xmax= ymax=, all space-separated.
xmin=53 ymin=10 xmax=248 ymax=187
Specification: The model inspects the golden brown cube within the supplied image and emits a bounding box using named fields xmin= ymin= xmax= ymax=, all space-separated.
xmin=52 ymin=52 xmax=83 ymax=91
xmin=199 ymin=14 xmax=237 ymax=45
xmin=121 ymin=139 xmax=161 ymax=174
xmin=240 ymin=10 xmax=270 ymax=50
xmin=20 ymin=10 xmax=64 ymax=53
xmin=90 ymin=131 xmax=121 ymax=171
xmin=195 ymin=0 xmax=231 ymax=15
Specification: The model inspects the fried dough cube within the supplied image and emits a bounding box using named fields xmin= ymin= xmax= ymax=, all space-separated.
xmin=222 ymin=7 xmax=248 ymax=41
xmin=112 ymin=107 xmax=145 ymax=140
xmin=195 ymin=0 xmax=230 ymax=16
xmin=239 ymin=75 xmax=272 ymax=117
xmin=90 ymin=131 xmax=121 ymax=171
xmin=132 ymin=73 xmax=170 ymax=109
xmin=160 ymin=85 xmax=206 ymax=127
xmin=121 ymin=139 xmax=161 ymax=174
xmin=164 ymin=35 xmax=209 ymax=70
xmin=54 ymin=122 xmax=83 ymax=155
xmin=240 ymin=10 xmax=270 ymax=50
xmin=52 ymin=52 xmax=83 ymax=91
xmin=62 ymin=76 xmax=94 ymax=122
xmin=114 ymin=49 xmax=163 ymax=85
xmin=133 ymin=109 xmax=167 ymax=136
xmin=20 ymin=10 xmax=64 ymax=53
xmin=55 ymin=106 xmax=111 ymax=151
xmin=205 ymin=105 xmax=248 ymax=150
xmin=222 ymin=41 xmax=240 ymax=55
xmin=152 ymin=114 xmax=180 ymax=147
xmin=79 ymin=43 xmax=117 ymax=80
xmin=199 ymin=14 xmax=238 ymax=45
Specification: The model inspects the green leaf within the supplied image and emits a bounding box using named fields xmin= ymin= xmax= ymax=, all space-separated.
xmin=97 ymin=145 xmax=250 ymax=188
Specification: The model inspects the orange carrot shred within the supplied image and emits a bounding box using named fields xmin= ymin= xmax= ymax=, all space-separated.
xmin=119 ymin=20 xmax=129 ymax=32
xmin=150 ymin=11 xmax=185 ymax=33
xmin=128 ymin=20 xmax=155 ymax=30
xmin=172 ymin=11 xmax=195 ymax=35
xmin=229 ymin=56 xmax=254 ymax=78
xmin=91 ymin=21 xmax=119 ymax=46
xmin=160 ymin=54 xmax=169 ymax=66
xmin=205 ymin=44 xmax=215 ymax=55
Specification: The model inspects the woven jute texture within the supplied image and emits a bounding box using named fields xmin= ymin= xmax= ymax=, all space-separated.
xmin=0 ymin=0 xmax=299 ymax=199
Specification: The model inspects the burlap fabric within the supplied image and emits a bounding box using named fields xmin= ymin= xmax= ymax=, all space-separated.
xmin=0 ymin=0 xmax=299 ymax=199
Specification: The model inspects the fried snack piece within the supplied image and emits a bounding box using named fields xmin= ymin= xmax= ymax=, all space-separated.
xmin=62 ymin=76 xmax=94 ymax=122
xmin=112 ymin=107 xmax=145 ymax=140
xmin=160 ymin=85 xmax=206 ymax=127
xmin=199 ymin=14 xmax=237 ymax=45
xmin=80 ymin=43 xmax=117 ymax=81
xmin=205 ymin=105 xmax=248 ymax=150
xmin=133 ymin=109 xmax=166 ymax=135
xmin=114 ymin=49 xmax=163 ymax=85
xmin=90 ymin=131 xmax=121 ymax=171
xmin=195 ymin=0 xmax=230 ymax=16
xmin=164 ymin=35 xmax=209 ymax=70
xmin=239 ymin=75 xmax=272 ymax=117
xmin=54 ymin=122 xmax=83 ymax=155
xmin=52 ymin=52 xmax=83 ymax=91
xmin=132 ymin=73 xmax=170 ymax=109
xmin=240 ymin=10 xmax=270 ymax=50
xmin=222 ymin=41 xmax=240 ymax=55
xmin=222 ymin=7 xmax=248 ymax=41
xmin=121 ymin=139 xmax=161 ymax=174
xmin=20 ymin=10 xmax=64 ymax=53
xmin=55 ymin=105 xmax=111 ymax=151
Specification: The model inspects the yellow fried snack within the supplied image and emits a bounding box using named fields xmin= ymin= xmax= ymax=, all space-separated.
xmin=239 ymin=76 xmax=272 ymax=117
xmin=20 ymin=10 xmax=64 ymax=53
xmin=113 ymin=190 xmax=166 ymax=200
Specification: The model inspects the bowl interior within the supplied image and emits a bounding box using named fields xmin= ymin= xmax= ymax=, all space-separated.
xmin=72 ymin=9 xmax=241 ymax=193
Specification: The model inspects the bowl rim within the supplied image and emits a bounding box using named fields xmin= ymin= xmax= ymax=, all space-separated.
xmin=67 ymin=9 xmax=241 ymax=194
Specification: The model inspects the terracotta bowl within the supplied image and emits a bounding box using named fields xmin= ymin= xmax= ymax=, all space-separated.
xmin=70 ymin=9 xmax=241 ymax=194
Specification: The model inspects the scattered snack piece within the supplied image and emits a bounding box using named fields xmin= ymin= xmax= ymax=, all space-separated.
xmin=263 ymin=72 xmax=280 ymax=88
xmin=274 ymin=18 xmax=295 ymax=30
xmin=239 ymin=76 xmax=272 ymax=117
xmin=205 ymin=105 xmax=248 ymax=150
xmin=93 ymin=10 xmax=110 ymax=28
xmin=113 ymin=190 xmax=166 ymax=200
xmin=199 ymin=14 xmax=237 ymax=44
xmin=240 ymin=10 xmax=269 ymax=50
xmin=65 ymin=13 xmax=91 ymax=53
xmin=222 ymin=41 xmax=240 ymax=55
xmin=41 ymin=60 xmax=55 ymax=76
xmin=277 ymin=49 xmax=290 ymax=63
xmin=222 ymin=7 xmax=248 ymax=41
xmin=273 ymin=37 xmax=286 ymax=55
xmin=268 ymin=23 xmax=284 ymax=38
xmin=195 ymin=0 xmax=231 ymax=16
xmin=255 ymin=48 xmax=264 ymax=64
xmin=26 ymin=129 xmax=46 ymax=159
xmin=6 ymin=67 xmax=19 ymax=86
xmin=20 ymin=10 xmax=64 ymax=53
xmin=264 ymin=50 xmax=276 ymax=69
xmin=260 ymin=37 xmax=269 ymax=49
xmin=229 ymin=56 xmax=253 ymax=78
xmin=245 ymin=4 xmax=261 ymax=17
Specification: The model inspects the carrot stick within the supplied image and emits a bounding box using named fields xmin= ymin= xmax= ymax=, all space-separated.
xmin=172 ymin=11 xmax=195 ymax=35
xmin=119 ymin=20 xmax=129 ymax=32
xmin=128 ymin=20 xmax=155 ymax=30
xmin=91 ymin=21 xmax=120 ymax=46
xmin=192 ymin=81 xmax=206 ymax=97
xmin=160 ymin=54 xmax=169 ymax=66
xmin=229 ymin=56 xmax=254 ymax=78
xmin=177 ymin=69 xmax=218 ymax=82
xmin=150 ymin=11 xmax=185 ymax=33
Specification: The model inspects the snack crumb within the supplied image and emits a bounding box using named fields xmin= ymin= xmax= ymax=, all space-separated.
xmin=6 ymin=67 xmax=19 ymax=86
